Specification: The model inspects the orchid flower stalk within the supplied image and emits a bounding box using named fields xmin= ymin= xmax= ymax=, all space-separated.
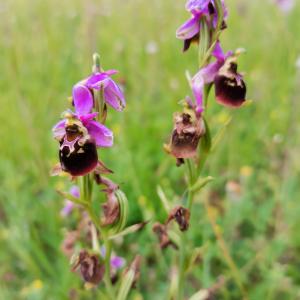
xmin=52 ymin=54 xmax=142 ymax=299
xmin=157 ymin=1 xmax=248 ymax=299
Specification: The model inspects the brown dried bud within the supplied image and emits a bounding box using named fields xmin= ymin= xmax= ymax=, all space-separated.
xmin=101 ymin=190 xmax=120 ymax=226
xmin=169 ymin=112 xmax=205 ymax=161
xmin=71 ymin=250 xmax=105 ymax=285
xmin=167 ymin=206 xmax=191 ymax=231
xmin=152 ymin=223 xmax=177 ymax=249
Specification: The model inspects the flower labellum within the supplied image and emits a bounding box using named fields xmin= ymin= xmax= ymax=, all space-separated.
xmin=58 ymin=120 xmax=98 ymax=176
xmin=169 ymin=112 xmax=205 ymax=162
xmin=214 ymin=58 xmax=247 ymax=108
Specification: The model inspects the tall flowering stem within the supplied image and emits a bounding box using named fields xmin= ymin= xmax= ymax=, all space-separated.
xmin=160 ymin=1 xmax=248 ymax=299
xmin=52 ymin=54 xmax=141 ymax=299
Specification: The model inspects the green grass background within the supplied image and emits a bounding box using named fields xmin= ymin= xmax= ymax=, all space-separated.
xmin=1 ymin=0 xmax=300 ymax=299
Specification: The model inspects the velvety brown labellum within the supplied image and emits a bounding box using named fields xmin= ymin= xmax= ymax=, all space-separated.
xmin=167 ymin=206 xmax=191 ymax=231
xmin=215 ymin=75 xmax=246 ymax=107
xmin=59 ymin=125 xmax=98 ymax=176
xmin=170 ymin=113 xmax=205 ymax=160
xmin=72 ymin=250 xmax=105 ymax=285
xmin=60 ymin=139 xmax=98 ymax=176
xmin=215 ymin=61 xmax=247 ymax=108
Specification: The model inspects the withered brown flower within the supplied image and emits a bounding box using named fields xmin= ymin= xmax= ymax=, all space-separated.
xmin=167 ymin=112 xmax=205 ymax=163
xmin=101 ymin=190 xmax=120 ymax=226
xmin=71 ymin=250 xmax=105 ymax=285
xmin=167 ymin=206 xmax=191 ymax=231
xmin=152 ymin=222 xmax=178 ymax=250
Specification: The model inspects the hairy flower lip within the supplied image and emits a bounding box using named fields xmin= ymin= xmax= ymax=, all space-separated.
xmin=59 ymin=136 xmax=98 ymax=177
xmin=214 ymin=58 xmax=247 ymax=108
xmin=215 ymin=75 xmax=246 ymax=108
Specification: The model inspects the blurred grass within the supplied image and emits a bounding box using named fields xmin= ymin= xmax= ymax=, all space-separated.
xmin=0 ymin=0 xmax=300 ymax=299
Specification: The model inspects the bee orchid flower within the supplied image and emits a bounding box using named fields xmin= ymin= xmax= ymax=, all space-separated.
xmin=52 ymin=85 xmax=113 ymax=176
xmin=192 ymin=42 xmax=246 ymax=109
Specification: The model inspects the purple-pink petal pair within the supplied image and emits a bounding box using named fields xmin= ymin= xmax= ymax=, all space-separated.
xmin=53 ymin=70 xmax=125 ymax=148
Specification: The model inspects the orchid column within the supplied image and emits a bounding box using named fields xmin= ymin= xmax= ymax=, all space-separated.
xmin=52 ymin=54 xmax=140 ymax=300
xmin=158 ymin=1 xmax=248 ymax=299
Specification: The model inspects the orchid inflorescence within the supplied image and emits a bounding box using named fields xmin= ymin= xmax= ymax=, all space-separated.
xmin=52 ymin=54 xmax=142 ymax=299
xmin=51 ymin=0 xmax=248 ymax=298
xmin=156 ymin=0 xmax=248 ymax=299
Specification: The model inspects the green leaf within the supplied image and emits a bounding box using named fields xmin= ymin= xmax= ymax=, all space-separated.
xmin=109 ymin=222 xmax=148 ymax=240
xmin=211 ymin=116 xmax=232 ymax=151
xmin=189 ymin=176 xmax=214 ymax=193
xmin=56 ymin=190 xmax=88 ymax=206
xmin=189 ymin=289 xmax=210 ymax=300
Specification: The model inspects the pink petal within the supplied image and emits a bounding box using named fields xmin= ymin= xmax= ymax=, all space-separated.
xmin=176 ymin=16 xmax=200 ymax=40
xmin=85 ymin=120 xmax=113 ymax=147
xmin=105 ymin=69 xmax=119 ymax=76
xmin=72 ymin=84 xmax=94 ymax=115
xmin=103 ymin=79 xmax=126 ymax=111
xmin=86 ymin=72 xmax=115 ymax=90
xmin=192 ymin=74 xmax=204 ymax=113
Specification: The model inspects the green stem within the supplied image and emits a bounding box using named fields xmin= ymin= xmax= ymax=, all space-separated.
xmin=103 ymin=233 xmax=115 ymax=299
xmin=78 ymin=53 xmax=116 ymax=300
xmin=82 ymin=176 xmax=115 ymax=299
xmin=177 ymin=160 xmax=196 ymax=300
xmin=178 ymin=233 xmax=187 ymax=300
